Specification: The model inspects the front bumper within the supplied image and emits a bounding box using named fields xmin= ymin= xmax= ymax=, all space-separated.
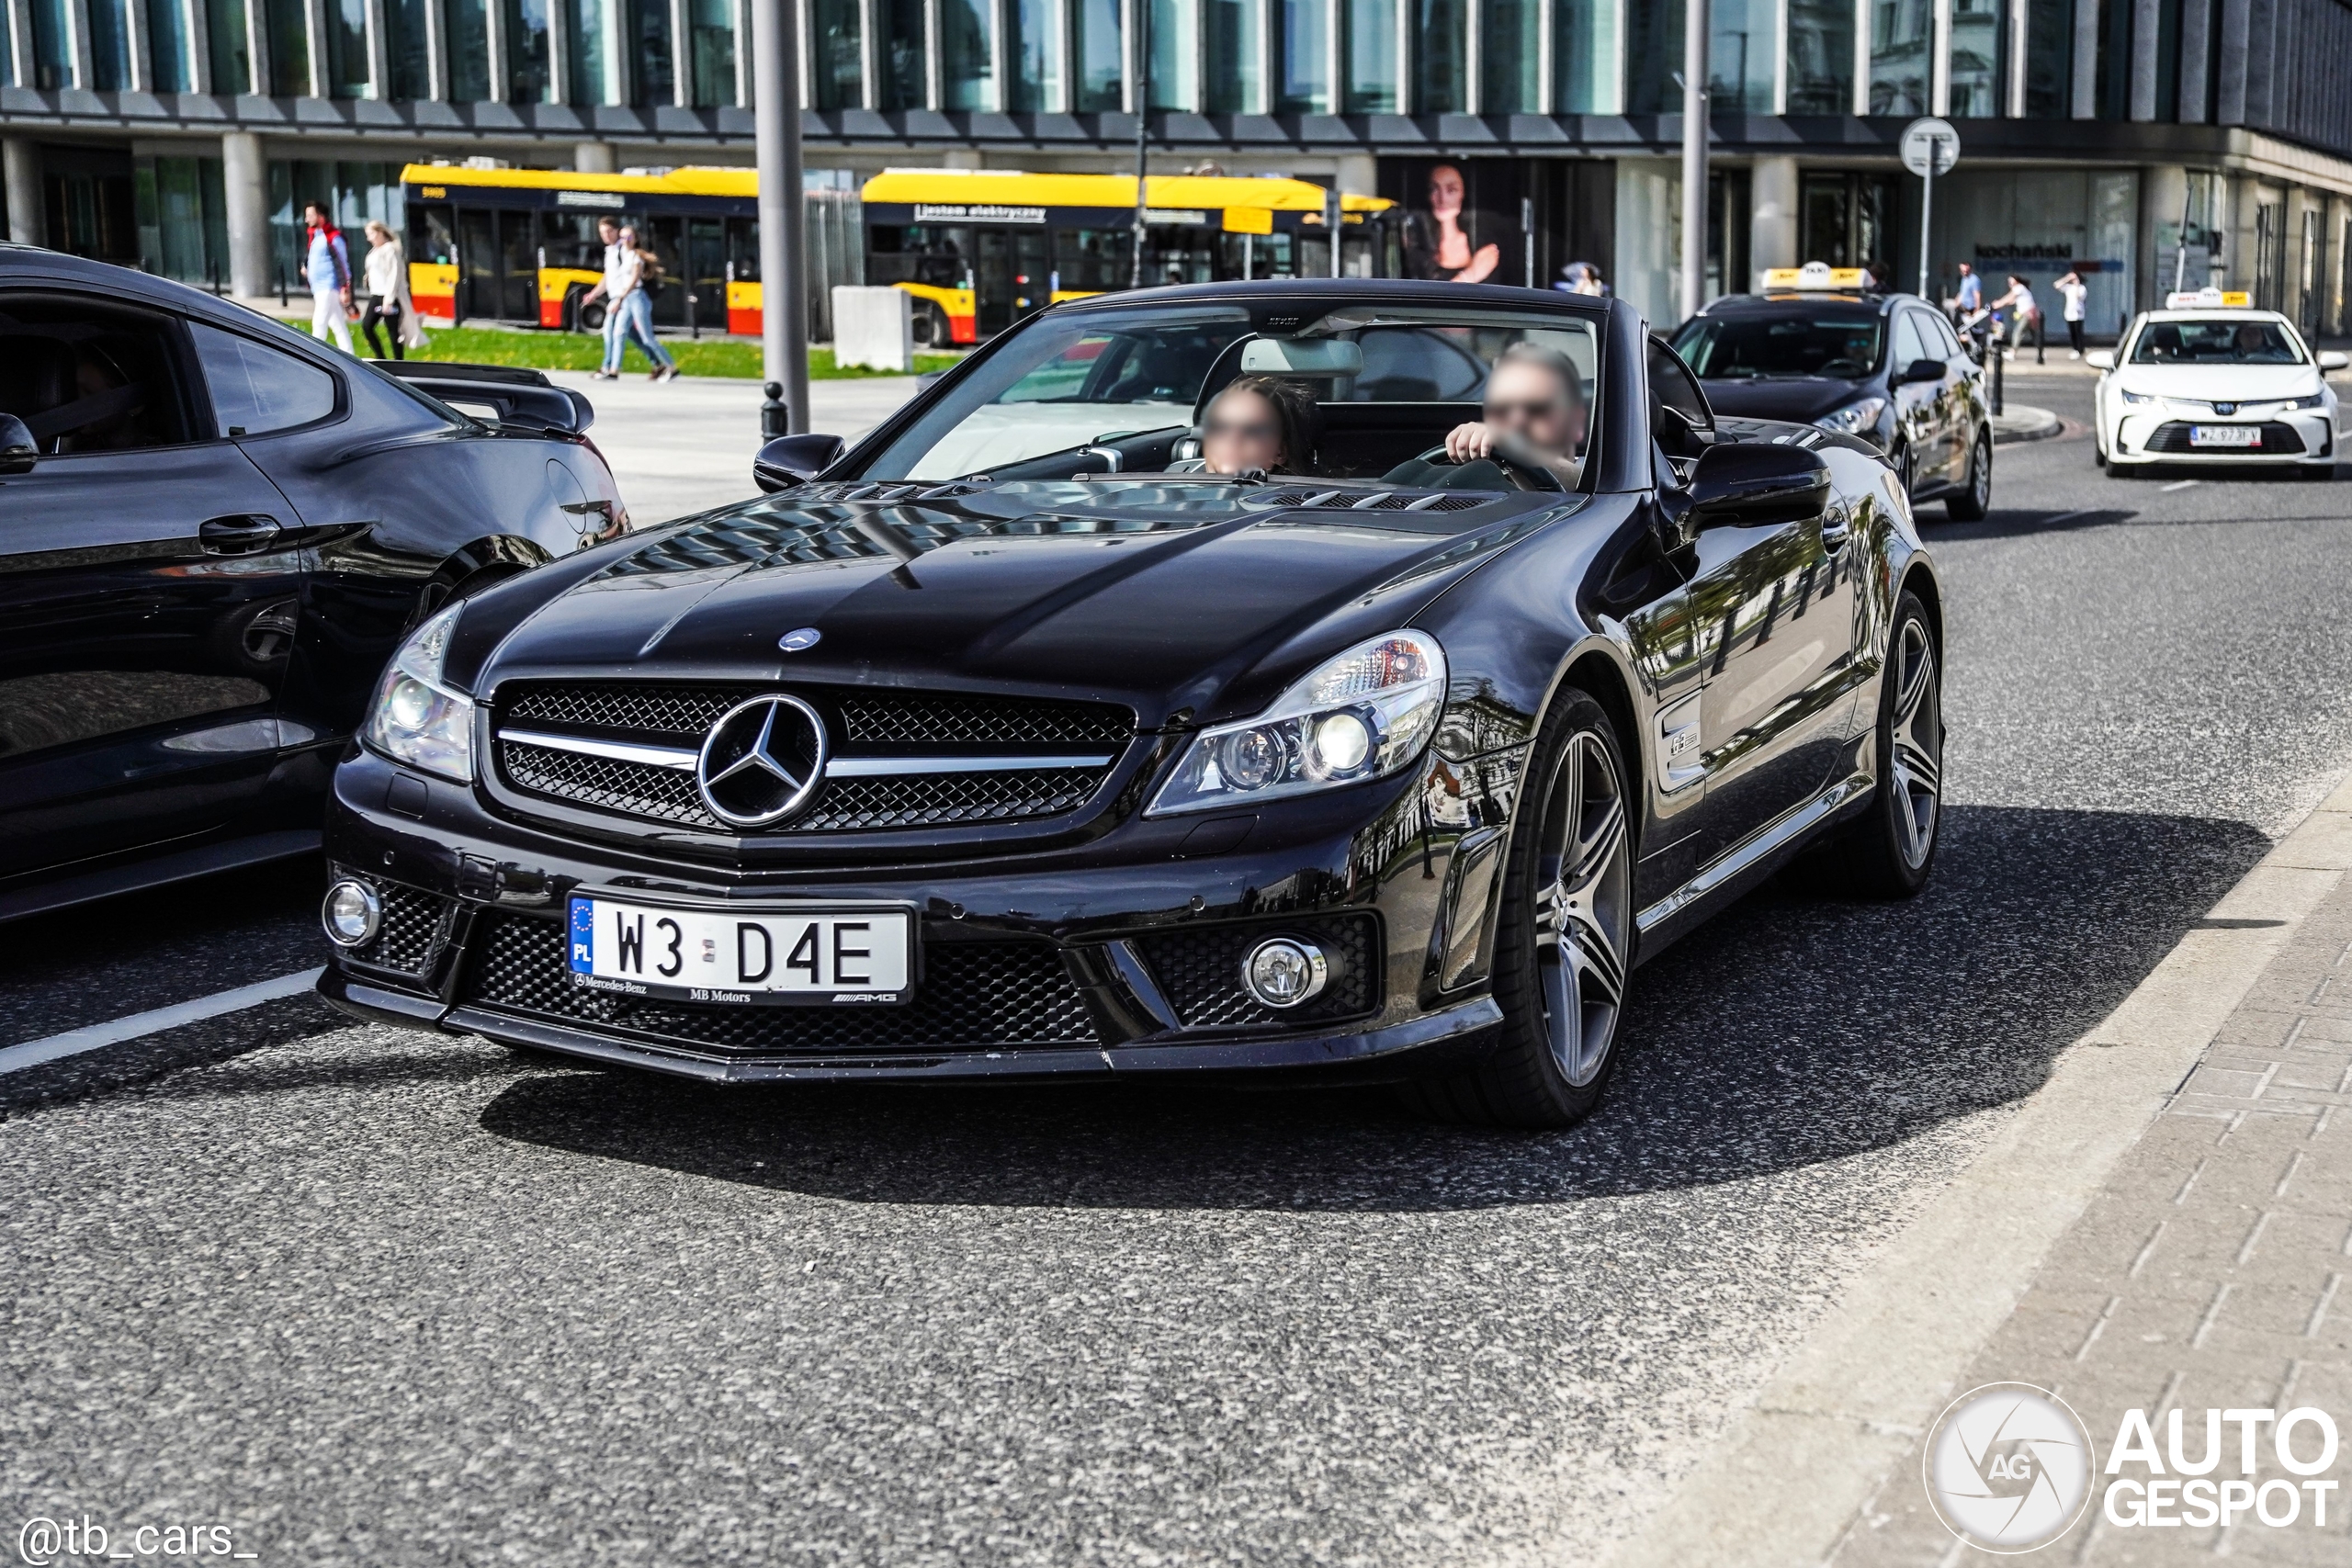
xmin=319 ymin=743 xmax=1526 ymax=1084
xmin=2109 ymin=406 xmax=2335 ymax=462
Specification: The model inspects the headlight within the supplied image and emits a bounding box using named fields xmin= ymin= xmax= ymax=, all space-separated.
xmin=2119 ymin=389 xmax=2155 ymax=405
xmin=1813 ymin=398 xmax=1888 ymax=439
xmin=1147 ymin=631 xmax=1446 ymax=817
xmin=362 ymin=603 xmax=474 ymax=782
xmin=2290 ymin=391 xmax=2327 ymax=409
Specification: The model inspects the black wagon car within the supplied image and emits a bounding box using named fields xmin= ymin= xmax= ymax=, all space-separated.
xmin=319 ymin=279 xmax=1943 ymax=1127
xmin=1670 ymin=285 xmax=1993 ymax=521
xmin=0 ymin=246 xmax=626 ymax=921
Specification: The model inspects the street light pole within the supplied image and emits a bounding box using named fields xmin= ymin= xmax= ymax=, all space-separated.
xmin=1129 ymin=0 xmax=1150 ymax=288
xmin=1679 ymin=0 xmax=1710 ymax=323
xmin=755 ymin=0 xmax=808 ymax=436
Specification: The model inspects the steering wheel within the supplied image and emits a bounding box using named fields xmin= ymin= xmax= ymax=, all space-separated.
xmin=1408 ymin=444 xmax=1564 ymax=493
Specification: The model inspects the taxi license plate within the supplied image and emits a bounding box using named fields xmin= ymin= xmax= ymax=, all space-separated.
xmin=2188 ymin=424 xmax=2262 ymax=447
xmin=567 ymin=897 xmax=912 ymax=1005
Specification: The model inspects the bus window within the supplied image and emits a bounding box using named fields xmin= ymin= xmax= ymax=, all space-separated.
xmin=411 ymin=205 xmax=457 ymax=265
xmin=868 ymin=223 xmax=975 ymax=289
xmin=538 ymin=212 xmax=605 ymax=272
xmin=1051 ymin=228 xmax=1130 ymax=294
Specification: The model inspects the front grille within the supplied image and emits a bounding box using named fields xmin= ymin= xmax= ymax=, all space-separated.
xmin=339 ymin=874 xmax=453 ymax=976
xmin=2141 ymin=420 xmax=2307 ymax=454
xmin=1135 ymin=914 xmax=1381 ymax=1030
xmin=495 ymin=682 xmax=1134 ymax=834
xmin=460 ymin=912 xmax=1102 ymax=1055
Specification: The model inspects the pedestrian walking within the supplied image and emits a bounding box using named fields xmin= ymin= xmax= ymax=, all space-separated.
xmin=2054 ymin=269 xmax=2090 ymax=359
xmin=302 ymin=201 xmax=354 ymax=354
xmin=582 ymin=220 xmax=680 ymax=382
xmin=358 ymin=221 xmax=426 ymax=360
xmin=1945 ymin=261 xmax=1984 ymax=321
xmin=1555 ymin=260 xmax=1607 ymax=297
xmin=1990 ymin=274 xmax=2045 ymax=363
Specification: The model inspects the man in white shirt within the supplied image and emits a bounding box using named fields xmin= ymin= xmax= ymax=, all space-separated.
xmin=2053 ymin=269 xmax=2090 ymax=359
xmin=581 ymin=218 xmax=631 ymax=381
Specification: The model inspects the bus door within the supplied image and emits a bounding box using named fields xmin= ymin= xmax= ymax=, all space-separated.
xmin=686 ymin=219 xmax=728 ymax=333
xmin=640 ymin=217 xmax=687 ymax=330
xmin=975 ymin=227 xmax=1049 ymax=338
xmin=456 ymin=208 xmax=537 ymax=323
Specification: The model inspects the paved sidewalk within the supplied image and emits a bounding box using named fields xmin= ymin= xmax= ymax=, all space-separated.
xmin=1836 ymin=883 xmax=2352 ymax=1564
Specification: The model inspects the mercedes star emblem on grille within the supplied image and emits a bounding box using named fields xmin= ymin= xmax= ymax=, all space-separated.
xmin=695 ymin=694 xmax=828 ymax=827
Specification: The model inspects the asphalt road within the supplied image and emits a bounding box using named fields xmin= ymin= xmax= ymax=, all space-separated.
xmin=9 ymin=378 xmax=2352 ymax=1566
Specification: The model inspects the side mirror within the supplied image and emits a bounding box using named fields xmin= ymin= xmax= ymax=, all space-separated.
xmin=753 ymin=433 xmax=846 ymax=492
xmin=1679 ymin=439 xmax=1831 ymax=536
xmin=2320 ymin=350 xmax=2348 ymax=372
xmin=0 ymin=412 xmax=36 ymax=474
xmin=2084 ymin=348 xmax=2116 ymax=370
xmin=1896 ymin=357 xmax=1946 ymax=385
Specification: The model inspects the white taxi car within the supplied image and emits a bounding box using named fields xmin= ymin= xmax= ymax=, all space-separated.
xmin=2091 ymin=290 xmax=2346 ymax=478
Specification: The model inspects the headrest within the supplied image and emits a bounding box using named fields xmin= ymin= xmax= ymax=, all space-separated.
xmin=1238 ymin=338 xmax=1363 ymax=378
xmin=0 ymin=336 xmax=77 ymax=417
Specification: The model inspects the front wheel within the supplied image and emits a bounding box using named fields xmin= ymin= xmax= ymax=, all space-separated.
xmin=1945 ymin=429 xmax=1992 ymax=520
xmin=1826 ymin=592 xmax=1943 ymax=898
xmin=1397 ymin=688 xmax=1634 ymax=1129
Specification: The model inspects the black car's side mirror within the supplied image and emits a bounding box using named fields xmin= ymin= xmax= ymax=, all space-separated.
xmin=0 ymin=412 xmax=36 ymax=474
xmin=1680 ymin=440 xmax=1831 ymax=535
xmin=1895 ymin=357 xmax=1946 ymax=385
xmin=754 ymin=434 xmax=846 ymax=492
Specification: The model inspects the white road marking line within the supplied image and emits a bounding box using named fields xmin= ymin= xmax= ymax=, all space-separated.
xmin=0 ymin=968 xmax=323 ymax=1077
xmin=2162 ymin=478 xmax=2201 ymax=491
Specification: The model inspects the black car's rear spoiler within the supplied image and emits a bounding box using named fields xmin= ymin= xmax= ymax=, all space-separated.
xmin=368 ymin=359 xmax=594 ymax=436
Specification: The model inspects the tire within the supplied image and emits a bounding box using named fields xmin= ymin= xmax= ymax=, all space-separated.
xmin=1397 ymin=688 xmax=1634 ymax=1129
xmin=1945 ymin=429 xmax=1993 ymax=520
xmin=910 ymin=300 xmax=948 ymax=347
xmin=577 ymin=297 xmax=608 ymax=333
xmin=2299 ymin=462 xmax=2335 ymax=481
xmin=1824 ymin=591 xmax=1942 ymax=898
xmin=407 ymin=561 xmax=526 ymax=629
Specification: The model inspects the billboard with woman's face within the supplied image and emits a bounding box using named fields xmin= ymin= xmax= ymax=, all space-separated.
xmin=1385 ymin=159 xmax=1531 ymax=287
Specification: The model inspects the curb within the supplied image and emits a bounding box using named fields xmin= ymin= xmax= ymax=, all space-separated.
xmin=1597 ymin=772 xmax=2352 ymax=1568
xmin=1990 ymin=405 xmax=2063 ymax=444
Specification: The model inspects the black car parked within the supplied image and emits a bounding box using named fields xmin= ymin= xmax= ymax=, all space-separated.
xmin=0 ymin=246 xmax=627 ymax=921
xmin=1670 ymin=288 xmax=1993 ymax=521
xmin=318 ymin=278 xmax=1945 ymax=1128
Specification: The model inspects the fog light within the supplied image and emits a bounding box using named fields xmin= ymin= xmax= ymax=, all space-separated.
xmin=1242 ymin=937 xmax=1329 ymax=1009
xmin=322 ymin=879 xmax=382 ymax=947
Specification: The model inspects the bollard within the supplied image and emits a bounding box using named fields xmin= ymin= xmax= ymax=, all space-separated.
xmin=1990 ymin=333 xmax=2005 ymax=417
xmin=761 ymin=381 xmax=787 ymax=440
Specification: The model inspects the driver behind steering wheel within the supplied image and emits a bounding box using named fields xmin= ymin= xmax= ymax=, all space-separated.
xmin=1387 ymin=342 xmax=1586 ymax=491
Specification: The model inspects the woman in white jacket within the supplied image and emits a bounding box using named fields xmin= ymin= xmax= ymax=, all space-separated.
xmin=360 ymin=221 xmax=428 ymax=359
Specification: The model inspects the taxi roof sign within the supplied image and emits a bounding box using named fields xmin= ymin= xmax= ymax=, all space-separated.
xmin=2165 ymin=287 xmax=2253 ymax=309
xmin=1761 ymin=262 xmax=1872 ymax=291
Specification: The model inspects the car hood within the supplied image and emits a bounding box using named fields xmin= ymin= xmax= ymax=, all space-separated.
xmin=457 ymin=478 xmax=1573 ymax=728
xmin=2110 ymin=362 xmax=2324 ymax=400
xmin=1697 ymin=377 xmax=1876 ymax=424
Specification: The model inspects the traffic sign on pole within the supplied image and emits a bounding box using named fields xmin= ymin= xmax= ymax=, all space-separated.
xmin=1901 ymin=118 xmax=1960 ymax=301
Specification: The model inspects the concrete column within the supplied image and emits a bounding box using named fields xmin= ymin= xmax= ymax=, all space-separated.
xmin=575 ymin=140 xmax=617 ymax=171
xmin=1750 ymin=154 xmax=1798 ymax=283
xmin=221 ymin=130 xmax=272 ymax=297
xmin=4 ymin=138 xmax=43 ymax=246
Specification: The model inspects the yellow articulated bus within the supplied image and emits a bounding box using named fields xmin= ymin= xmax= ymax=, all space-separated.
xmin=400 ymin=164 xmax=1394 ymax=344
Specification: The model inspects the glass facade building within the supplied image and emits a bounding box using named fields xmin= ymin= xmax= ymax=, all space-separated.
xmin=6 ymin=0 xmax=2352 ymax=337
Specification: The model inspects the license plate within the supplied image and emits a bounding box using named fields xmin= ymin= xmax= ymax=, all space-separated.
xmin=567 ymin=897 xmax=912 ymax=1005
xmin=2189 ymin=424 xmax=2262 ymax=447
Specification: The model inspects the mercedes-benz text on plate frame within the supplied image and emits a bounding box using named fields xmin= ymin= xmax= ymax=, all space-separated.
xmin=569 ymin=897 xmax=913 ymax=1005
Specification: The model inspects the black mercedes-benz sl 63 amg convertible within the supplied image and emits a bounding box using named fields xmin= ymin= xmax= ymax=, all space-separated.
xmin=318 ymin=279 xmax=1944 ymax=1127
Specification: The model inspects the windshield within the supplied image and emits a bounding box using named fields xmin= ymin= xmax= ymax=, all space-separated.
xmin=1670 ymin=310 xmax=1885 ymax=379
xmin=858 ymin=301 xmax=1601 ymax=481
xmin=2130 ymin=318 xmax=2305 ymax=365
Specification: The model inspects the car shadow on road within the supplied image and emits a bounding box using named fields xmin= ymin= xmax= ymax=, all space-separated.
xmin=476 ymin=804 xmax=2269 ymax=1211
xmin=1931 ymin=507 xmax=2139 ymax=540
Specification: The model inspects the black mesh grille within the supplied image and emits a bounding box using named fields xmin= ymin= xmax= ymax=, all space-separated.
xmin=2141 ymin=421 xmax=2307 ymax=454
xmin=460 ymin=913 xmax=1101 ymax=1055
xmin=1135 ymin=914 xmax=1381 ymax=1030
xmin=795 ymin=768 xmax=1106 ymax=830
xmin=504 ymin=742 xmax=712 ymax=825
xmin=345 ymin=876 xmax=452 ymax=976
xmin=504 ymin=682 xmax=1131 ymax=747
xmin=508 ymin=683 xmax=734 ymax=738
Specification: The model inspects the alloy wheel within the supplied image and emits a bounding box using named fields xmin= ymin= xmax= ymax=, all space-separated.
xmin=1887 ymin=617 xmax=1943 ymax=869
xmin=1970 ymin=434 xmax=1992 ymax=510
xmin=1532 ymin=729 xmax=1633 ymax=1087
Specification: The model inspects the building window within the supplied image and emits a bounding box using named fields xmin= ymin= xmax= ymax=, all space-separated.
xmin=1148 ymin=0 xmax=1195 ymax=108
xmin=28 ymin=0 xmax=71 ymax=90
xmin=567 ymin=0 xmax=607 ymax=101
xmin=688 ymin=0 xmax=732 ymax=104
xmin=1949 ymin=0 xmax=2002 ymax=115
xmin=326 ymin=0 xmax=371 ymax=96
xmin=2022 ymin=0 xmax=2068 ymax=114
xmin=1801 ymin=170 xmax=1893 ymax=271
xmin=267 ymin=0 xmax=311 ymax=94
xmin=448 ymin=0 xmax=492 ymax=96
xmin=1554 ymin=0 xmax=1616 ymax=112
xmin=1784 ymin=0 xmax=1851 ymax=113
xmin=939 ymin=0 xmax=990 ymax=108
xmin=86 ymin=0 xmax=131 ymax=90
xmin=207 ymin=0 xmax=251 ymax=93
xmin=878 ymin=0 xmax=925 ymax=107
xmin=1277 ymin=0 xmax=1327 ymax=111
xmin=1204 ymin=0 xmax=1261 ymax=112
xmin=1344 ymin=0 xmax=1397 ymax=110
xmin=270 ymin=159 xmax=404 ymax=288
xmin=388 ymin=0 xmax=433 ymax=96
xmin=1010 ymin=0 xmax=1057 ymax=109
xmin=1708 ymin=0 xmax=1772 ymax=111
xmin=509 ymin=0 xmax=553 ymax=100
xmin=1414 ymin=0 xmax=1464 ymax=112
xmin=811 ymin=0 xmax=862 ymax=107
xmin=146 ymin=0 xmax=194 ymax=90
xmin=1625 ymin=0 xmax=1681 ymax=113
xmin=1482 ymin=0 xmax=1538 ymax=111
xmin=1070 ymin=0 xmax=1120 ymax=109
xmin=136 ymin=154 xmax=229 ymax=283
xmin=632 ymin=0 xmax=674 ymax=104
xmin=1868 ymin=0 xmax=1931 ymax=116
xmin=2094 ymin=0 xmax=2129 ymax=118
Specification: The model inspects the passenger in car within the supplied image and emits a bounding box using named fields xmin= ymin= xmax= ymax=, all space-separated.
xmin=1178 ymin=374 xmax=1321 ymax=476
xmin=1387 ymin=343 xmax=1586 ymax=490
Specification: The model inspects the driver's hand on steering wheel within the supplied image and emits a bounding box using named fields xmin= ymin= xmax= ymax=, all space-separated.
xmin=1443 ymin=422 xmax=1502 ymax=464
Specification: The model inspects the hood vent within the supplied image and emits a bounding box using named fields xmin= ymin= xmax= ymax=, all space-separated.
xmin=1251 ymin=488 xmax=1492 ymax=513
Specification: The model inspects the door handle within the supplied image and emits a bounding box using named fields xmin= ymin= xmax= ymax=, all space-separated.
xmin=198 ymin=514 xmax=284 ymax=555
